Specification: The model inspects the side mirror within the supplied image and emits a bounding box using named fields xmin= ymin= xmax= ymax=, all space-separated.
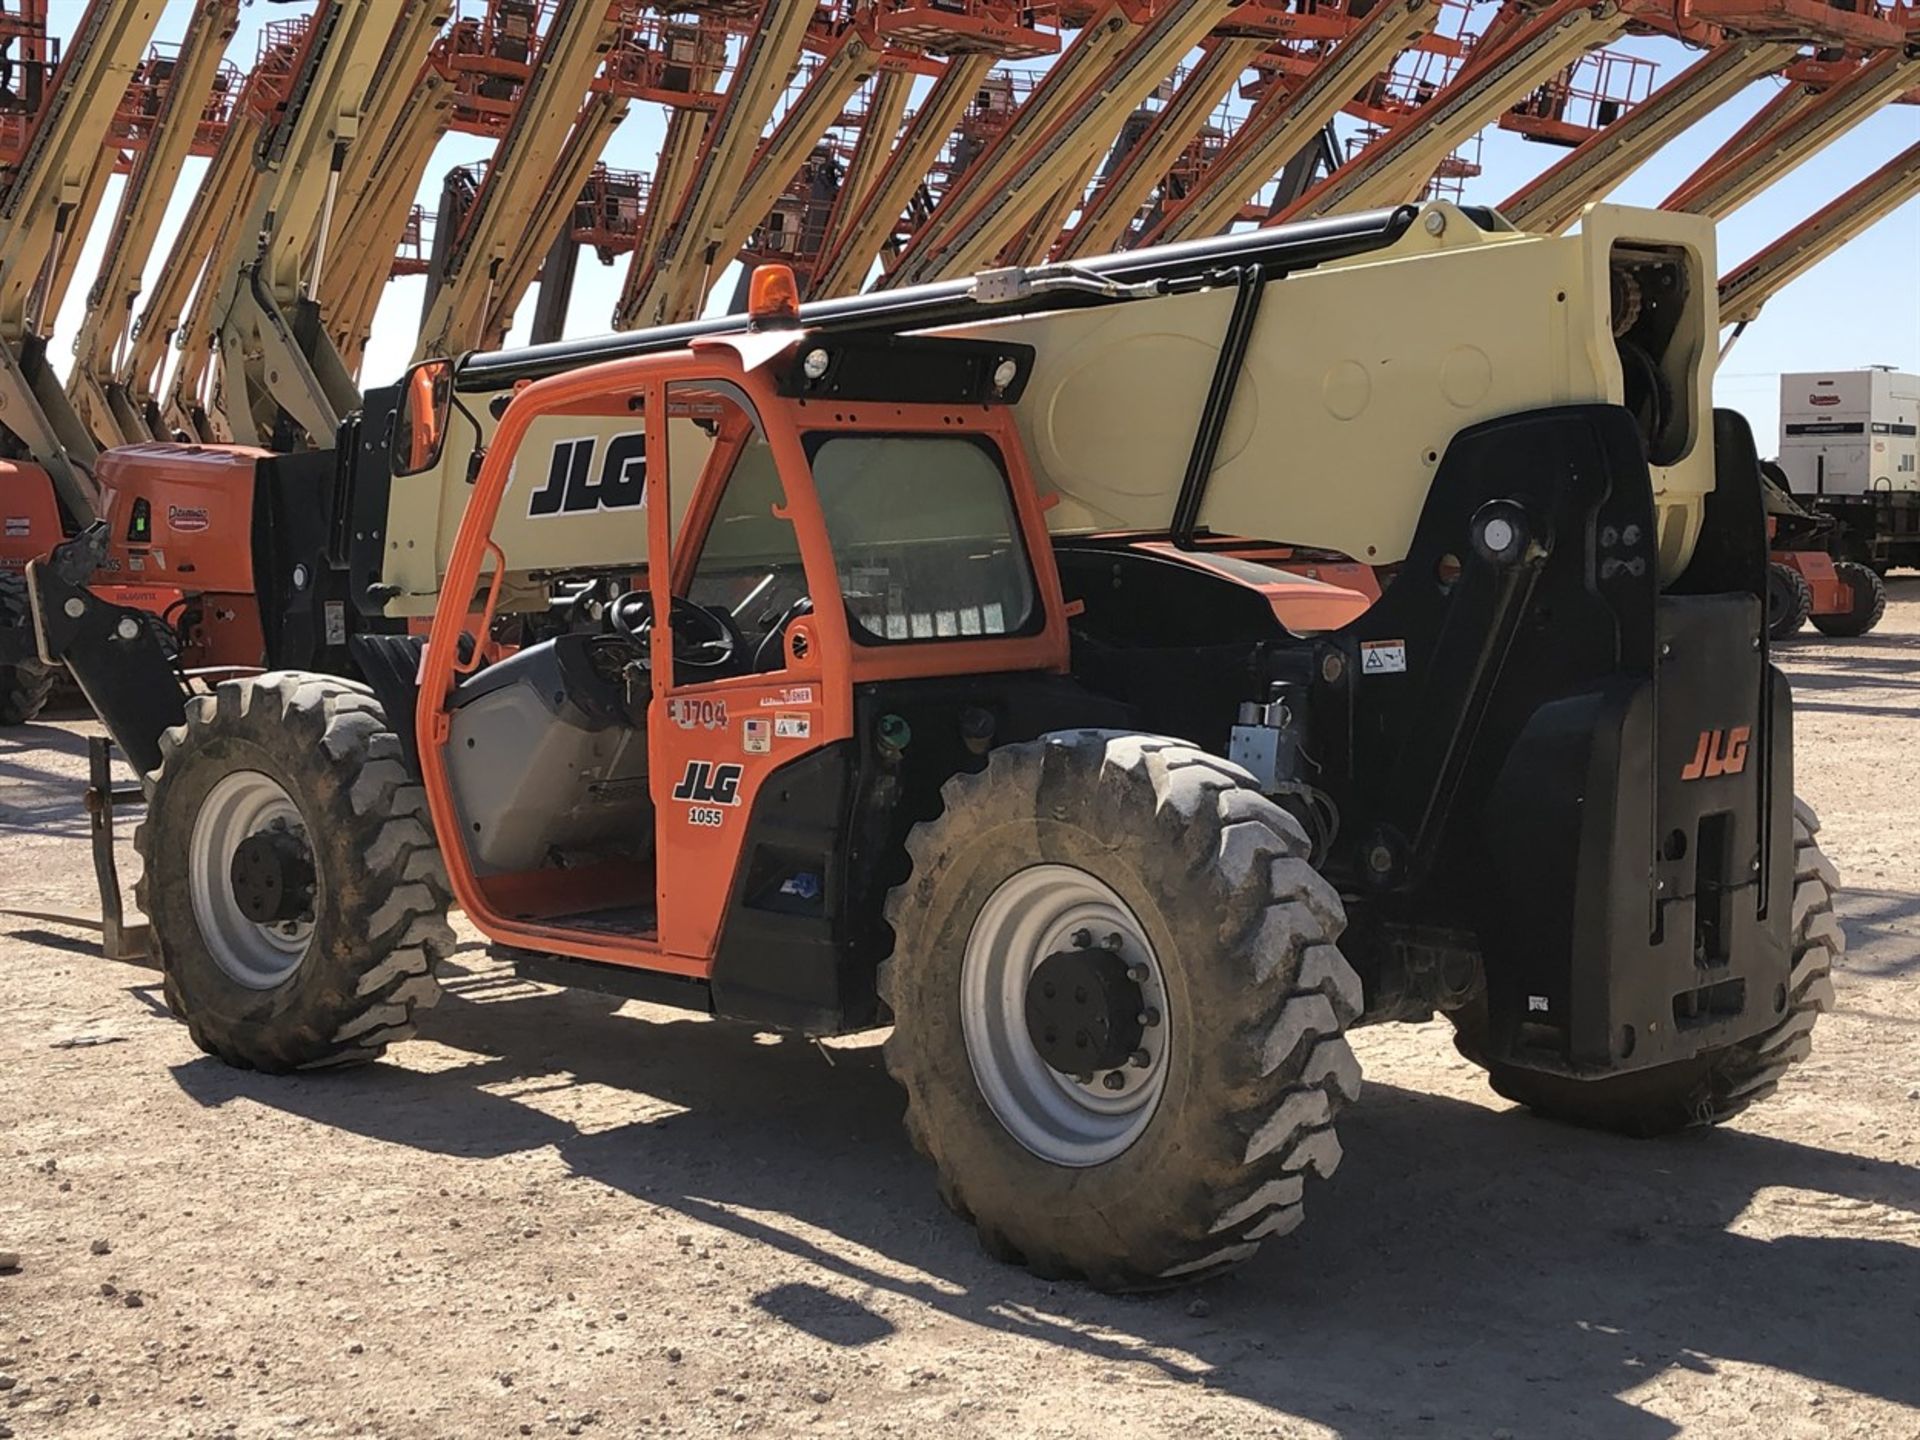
xmin=394 ymin=359 xmax=453 ymax=477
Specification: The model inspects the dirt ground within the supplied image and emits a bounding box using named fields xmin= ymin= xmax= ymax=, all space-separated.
xmin=2 ymin=593 xmax=1918 ymax=1440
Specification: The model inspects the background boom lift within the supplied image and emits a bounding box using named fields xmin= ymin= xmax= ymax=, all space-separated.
xmin=66 ymin=1 xmax=242 ymax=451
xmin=111 ymin=21 xmax=308 ymax=444
xmin=0 ymin=0 xmax=166 ymax=522
xmin=1719 ymin=133 xmax=1920 ymax=332
xmin=416 ymin=0 xmax=624 ymax=358
xmin=204 ymin=0 xmax=433 ymax=450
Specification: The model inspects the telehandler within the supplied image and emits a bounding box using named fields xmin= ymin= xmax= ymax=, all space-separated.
xmin=30 ymin=201 xmax=1844 ymax=1290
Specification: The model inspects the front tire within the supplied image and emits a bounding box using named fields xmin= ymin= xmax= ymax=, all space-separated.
xmin=880 ymin=731 xmax=1362 ymax=1291
xmin=0 ymin=570 xmax=55 ymax=725
xmin=1453 ymin=798 xmax=1840 ymax=1136
xmin=1809 ymin=559 xmax=1886 ymax=637
xmin=135 ymin=673 xmax=455 ymax=1071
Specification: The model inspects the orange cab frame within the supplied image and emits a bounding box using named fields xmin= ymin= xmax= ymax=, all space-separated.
xmin=416 ymin=336 xmax=1070 ymax=983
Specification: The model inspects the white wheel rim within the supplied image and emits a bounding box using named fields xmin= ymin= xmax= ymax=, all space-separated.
xmin=188 ymin=769 xmax=314 ymax=989
xmin=960 ymin=863 xmax=1170 ymax=1167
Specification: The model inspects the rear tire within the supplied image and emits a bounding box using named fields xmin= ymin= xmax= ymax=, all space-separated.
xmin=1809 ymin=560 xmax=1885 ymax=638
xmin=1452 ymin=798 xmax=1840 ymax=1136
xmin=1764 ymin=561 xmax=1811 ymax=640
xmin=0 ymin=570 xmax=55 ymax=726
xmin=135 ymin=672 xmax=455 ymax=1071
xmin=880 ymin=731 xmax=1362 ymax=1291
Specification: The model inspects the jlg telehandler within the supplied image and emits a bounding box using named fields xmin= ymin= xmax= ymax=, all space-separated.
xmin=30 ymin=202 xmax=1844 ymax=1290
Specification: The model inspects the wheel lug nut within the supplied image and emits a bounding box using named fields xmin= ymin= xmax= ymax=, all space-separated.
xmin=1102 ymin=1071 xmax=1126 ymax=1091
xmin=1128 ymin=1049 xmax=1150 ymax=1069
xmin=1070 ymin=928 xmax=1092 ymax=949
xmin=1126 ymin=963 xmax=1148 ymax=984
xmin=1102 ymin=931 xmax=1124 ymax=951
xmin=1074 ymin=1072 xmax=1094 ymax=1085
xmin=1138 ymin=1007 xmax=1160 ymax=1028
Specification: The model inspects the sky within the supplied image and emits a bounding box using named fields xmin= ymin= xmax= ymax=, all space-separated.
xmin=44 ymin=3 xmax=1920 ymax=451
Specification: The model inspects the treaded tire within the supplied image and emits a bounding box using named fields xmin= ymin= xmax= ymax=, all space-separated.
xmin=1809 ymin=560 xmax=1886 ymax=638
xmin=880 ymin=730 xmax=1363 ymax=1291
xmin=1764 ymin=561 xmax=1812 ymax=640
xmin=1453 ymin=798 xmax=1840 ymax=1137
xmin=135 ymin=672 xmax=455 ymax=1071
xmin=0 ymin=569 xmax=55 ymax=726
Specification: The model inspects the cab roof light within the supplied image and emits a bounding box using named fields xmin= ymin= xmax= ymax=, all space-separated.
xmin=748 ymin=263 xmax=801 ymax=329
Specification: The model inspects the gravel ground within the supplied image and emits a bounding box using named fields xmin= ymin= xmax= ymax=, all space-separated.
xmin=1 ymin=588 xmax=1917 ymax=1440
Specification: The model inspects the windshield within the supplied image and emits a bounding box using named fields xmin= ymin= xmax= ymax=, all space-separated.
xmin=808 ymin=434 xmax=1038 ymax=644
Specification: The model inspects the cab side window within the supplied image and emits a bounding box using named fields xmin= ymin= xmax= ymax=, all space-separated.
xmin=672 ymin=384 xmax=809 ymax=674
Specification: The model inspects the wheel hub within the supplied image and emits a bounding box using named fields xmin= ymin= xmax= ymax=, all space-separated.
xmin=189 ymin=769 xmax=316 ymax=989
xmin=1024 ymin=940 xmax=1145 ymax=1075
xmin=229 ymin=826 xmax=315 ymax=926
xmin=960 ymin=864 xmax=1171 ymax=1168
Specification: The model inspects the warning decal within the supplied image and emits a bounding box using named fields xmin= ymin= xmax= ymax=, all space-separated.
xmin=1361 ymin=640 xmax=1407 ymax=675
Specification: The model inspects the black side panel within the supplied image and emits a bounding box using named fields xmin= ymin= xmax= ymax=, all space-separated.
xmin=257 ymin=439 xmax=406 ymax=675
xmin=251 ymin=448 xmax=337 ymax=672
xmin=708 ymin=743 xmax=860 ymax=1035
xmin=345 ymin=385 xmax=400 ymax=617
xmin=348 ymin=633 xmax=426 ymax=778
xmin=1479 ymin=609 xmax=1789 ymax=1074
xmin=1291 ymin=403 xmax=1785 ymax=1076
xmin=1672 ymin=408 xmax=1769 ymax=599
xmin=1321 ymin=404 xmax=1660 ymax=892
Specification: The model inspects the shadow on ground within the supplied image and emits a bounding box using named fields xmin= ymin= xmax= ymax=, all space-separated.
xmin=0 ymin=718 xmax=134 ymax=838
xmin=165 ymin=956 xmax=1920 ymax=1439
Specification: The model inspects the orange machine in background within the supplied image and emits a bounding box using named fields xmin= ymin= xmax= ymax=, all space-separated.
xmin=2 ymin=447 xmax=267 ymax=672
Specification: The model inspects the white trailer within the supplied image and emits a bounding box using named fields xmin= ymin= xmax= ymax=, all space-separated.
xmin=1779 ymin=367 xmax=1920 ymax=572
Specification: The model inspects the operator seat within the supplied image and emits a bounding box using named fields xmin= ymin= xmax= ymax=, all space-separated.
xmin=446 ymin=633 xmax=654 ymax=876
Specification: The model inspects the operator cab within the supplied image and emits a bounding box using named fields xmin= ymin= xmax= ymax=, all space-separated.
xmin=443 ymin=381 xmax=797 ymax=906
xmin=431 ymin=357 xmax=1061 ymax=965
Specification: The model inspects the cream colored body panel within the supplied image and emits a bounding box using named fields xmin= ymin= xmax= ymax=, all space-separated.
xmin=380 ymin=202 xmax=1720 ymax=613
xmin=955 ymin=204 xmax=1717 ymax=582
xmin=384 ymin=407 xmax=711 ymax=615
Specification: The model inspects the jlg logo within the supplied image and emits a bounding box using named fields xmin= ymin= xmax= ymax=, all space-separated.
xmin=526 ymin=433 xmax=647 ymax=517
xmin=1680 ymin=726 xmax=1750 ymax=782
xmin=671 ymin=760 xmax=743 ymax=807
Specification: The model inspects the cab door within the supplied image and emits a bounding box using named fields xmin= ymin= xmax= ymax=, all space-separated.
xmin=646 ymin=376 xmax=844 ymax=964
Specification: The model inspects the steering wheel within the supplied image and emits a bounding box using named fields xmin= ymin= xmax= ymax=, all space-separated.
xmin=610 ymin=590 xmax=743 ymax=671
xmin=753 ymin=594 xmax=813 ymax=673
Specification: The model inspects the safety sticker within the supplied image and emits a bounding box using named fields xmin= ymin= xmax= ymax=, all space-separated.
xmin=1361 ymin=640 xmax=1407 ymax=675
xmin=667 ymin=696 xmax=728 ymax=730
xmin=324 ymin=600 xmax=348 ymax=647
xmin=774 ymin=711 xmax=810 ymax=740
xmin=167 ymin=505 xmax=210 ymax=534
xmin=742 ymin=717 xmax=771 ymax=755
xmin=3 ymin=516 xmax=29 ymax=538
